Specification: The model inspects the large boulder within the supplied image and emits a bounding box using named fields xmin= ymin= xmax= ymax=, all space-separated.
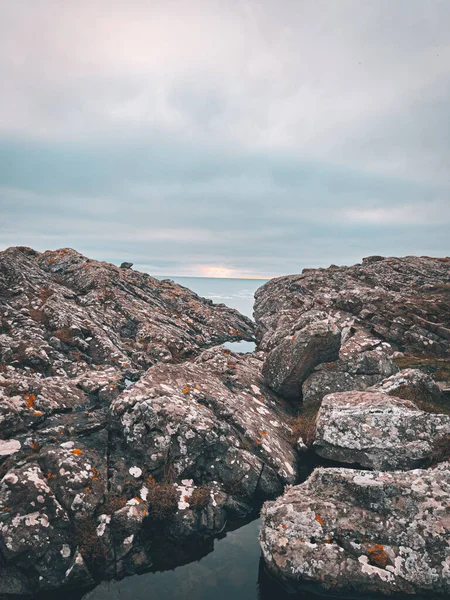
xmin=302 ymin=329 xmax=397 ymax=406
xmin=313 ymin=390 xmax=450 ymax=470
xmin=261 ymin=311 xmax=341 ymax=401
xmin=109 ymin=347 xmax=301 ymax=506
xmin=260 ymin=464 xmax=450 ymax=597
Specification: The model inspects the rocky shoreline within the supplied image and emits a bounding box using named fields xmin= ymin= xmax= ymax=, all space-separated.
xmin=1 ymin=248 xmax=449 ymax=597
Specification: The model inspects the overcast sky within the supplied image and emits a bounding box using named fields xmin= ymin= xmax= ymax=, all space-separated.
xmin=1 ymin=0 xmax=449 ymax=278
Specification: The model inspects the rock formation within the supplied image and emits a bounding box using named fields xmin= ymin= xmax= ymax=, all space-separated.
xmin=0 ymin=246 xmax=301 ymax=596
xmin=313 ymin=390 xmax=450 ymax=470
xmin=260 ymin=464 xmax=450 ymax=596
xmin=255 ymin=255 xmax=450 ymax=403
xmin=257 ymin=255 xmax=450 ymax=597
xmin=2 ymin=249 xmax=450 ymax=597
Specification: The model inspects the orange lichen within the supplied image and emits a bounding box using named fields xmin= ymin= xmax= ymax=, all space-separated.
xmin=181 ymin=385 xmax=191 ymax=394
xmin=259 ymin=431 xmax=268 ymax=436
xmin=315 ymin=514 xmax=323 ymax=526
xmin=72 ymin=448 xmax=83 ymax=456
xmin=281 ymin=523 xmax=287 ymax=529
xmin=367 ymin=544 xmax=388 ymax=569
xmin=30 ymin=441 xmax=39 ymax=452
xmin=24 ymin=393 xmax=37 ymax=409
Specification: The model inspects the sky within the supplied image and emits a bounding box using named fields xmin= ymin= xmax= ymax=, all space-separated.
xmin=1 ymin=0 xmax=449 ymax=278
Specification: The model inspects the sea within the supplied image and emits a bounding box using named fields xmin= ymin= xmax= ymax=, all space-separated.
xmin=162 ymin=276 xmax=267 ymax=353
xmin=161 ymin=276 xmax=266 ymax=320
xmin=65 ymin=277 xmax=402 ymax=600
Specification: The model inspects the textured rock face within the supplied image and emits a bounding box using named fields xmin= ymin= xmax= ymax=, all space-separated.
xmin=313 ymin=390 xmax=450 ymax=470
xmin=261 ymin=312 xmax=341 ymax=400
xmin=260 ymin=464 xmax=450 ymax=597
xmin=371 ymin=368 xmax=448 ymax=407
xmin=0 ymin=247 xmax=267 ymax=595
xmin=255 ymin=256 xmax=450 ymax=403
xmin=255 ymin=255 xmax=450 ymax=356
xmin=109 ymin=347 xmax=300 ymax=501
xmin=0 ymin=246 xmax=254 ymax=378
xmin=302 ymin=329 xmax=397 ymax=406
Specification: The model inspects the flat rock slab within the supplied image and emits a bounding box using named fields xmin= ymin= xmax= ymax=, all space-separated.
xmin=260 ymin=464 xmax=450 ymax=597
xmin=313 ymin=390 xmax=450 ymax=470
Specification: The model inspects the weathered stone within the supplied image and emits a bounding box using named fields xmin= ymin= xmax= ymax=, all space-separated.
xmin=260 ymin=464 xmax=450 ymax=597
xmin=109 ymin=347 xmax=300 ymax=504
xmin=371 ymin=368 xmax=448 ymax=407
xmin=302 ymin=329 xmax=397 ymax=406
xmin=313 ymin=390 xmax=450 ymax=469
xmin=255 ymin=257 xmax=450 ymax=390
xmin=0 ymin=463 xmax=92 ymax=592
xmin=0 ymin=246 xmax=255 ymax=378
xmin=261 ymin=311 xmax=341 ymax=400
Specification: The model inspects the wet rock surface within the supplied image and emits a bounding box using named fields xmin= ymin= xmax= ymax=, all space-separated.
xmin=260 ymin=464 xmax=450 ymax=597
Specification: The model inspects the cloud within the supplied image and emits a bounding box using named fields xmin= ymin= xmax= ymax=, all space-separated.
xmin=0 ymin=0 xmax=449 ymax=276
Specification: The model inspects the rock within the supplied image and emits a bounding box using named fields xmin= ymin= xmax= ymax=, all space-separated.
xmin=313 ymin=390 xmax=450 ymax=470
xmin=0 ymin=246 xmax=255 ymax=378
xmin=255 ymin=256 xmax=450 ymax=403
xmin=0 ymin=246 xmax=260 ymax=594
xmin=120 ymin=262 xmax=133 ymax=269
xmin=109 ymin=347 xmax=300 ymax=505
xmin=371 ymin=368 xmax=448 ymax=408
xmin=0 ymin=463 xmax=92 ymax=593
xmin=261 ymin=311 xmax=341 ymax=400
xmin=302 ymin=329 xmax=397 ymax=406
xmin=260 ymin=464 xmax=450 ymax=597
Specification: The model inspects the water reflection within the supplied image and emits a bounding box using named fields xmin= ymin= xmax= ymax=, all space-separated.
xmin=44 ymin=515 xmax=433 ymax=600
xmin=222 ymin=340 xmax=256 ymax=353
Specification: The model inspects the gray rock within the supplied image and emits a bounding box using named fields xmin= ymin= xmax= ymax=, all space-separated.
xmin=109 ymin=347 xmax=300 ymax=502
xmin=261 ymin=311 xmax=341 ymax=401
xmin=313 ymin=390 xmax=450 ymax=469
xmin=260 ymin=463 xmax=450 ymax=596
xmin=302 ymin=328 xmax=397 ymax=406
xmin=255 ymin=256 xmax=450 ymax=374
xmin=120 ymin=262 xmax=133 ymax=269
xmin=0 ymin=463 xmax=92 ymax=592
xmin=0 ymin=246 xmax=255 ymax=378
xmin=371 ymin=368 xmax=448 ymax=407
